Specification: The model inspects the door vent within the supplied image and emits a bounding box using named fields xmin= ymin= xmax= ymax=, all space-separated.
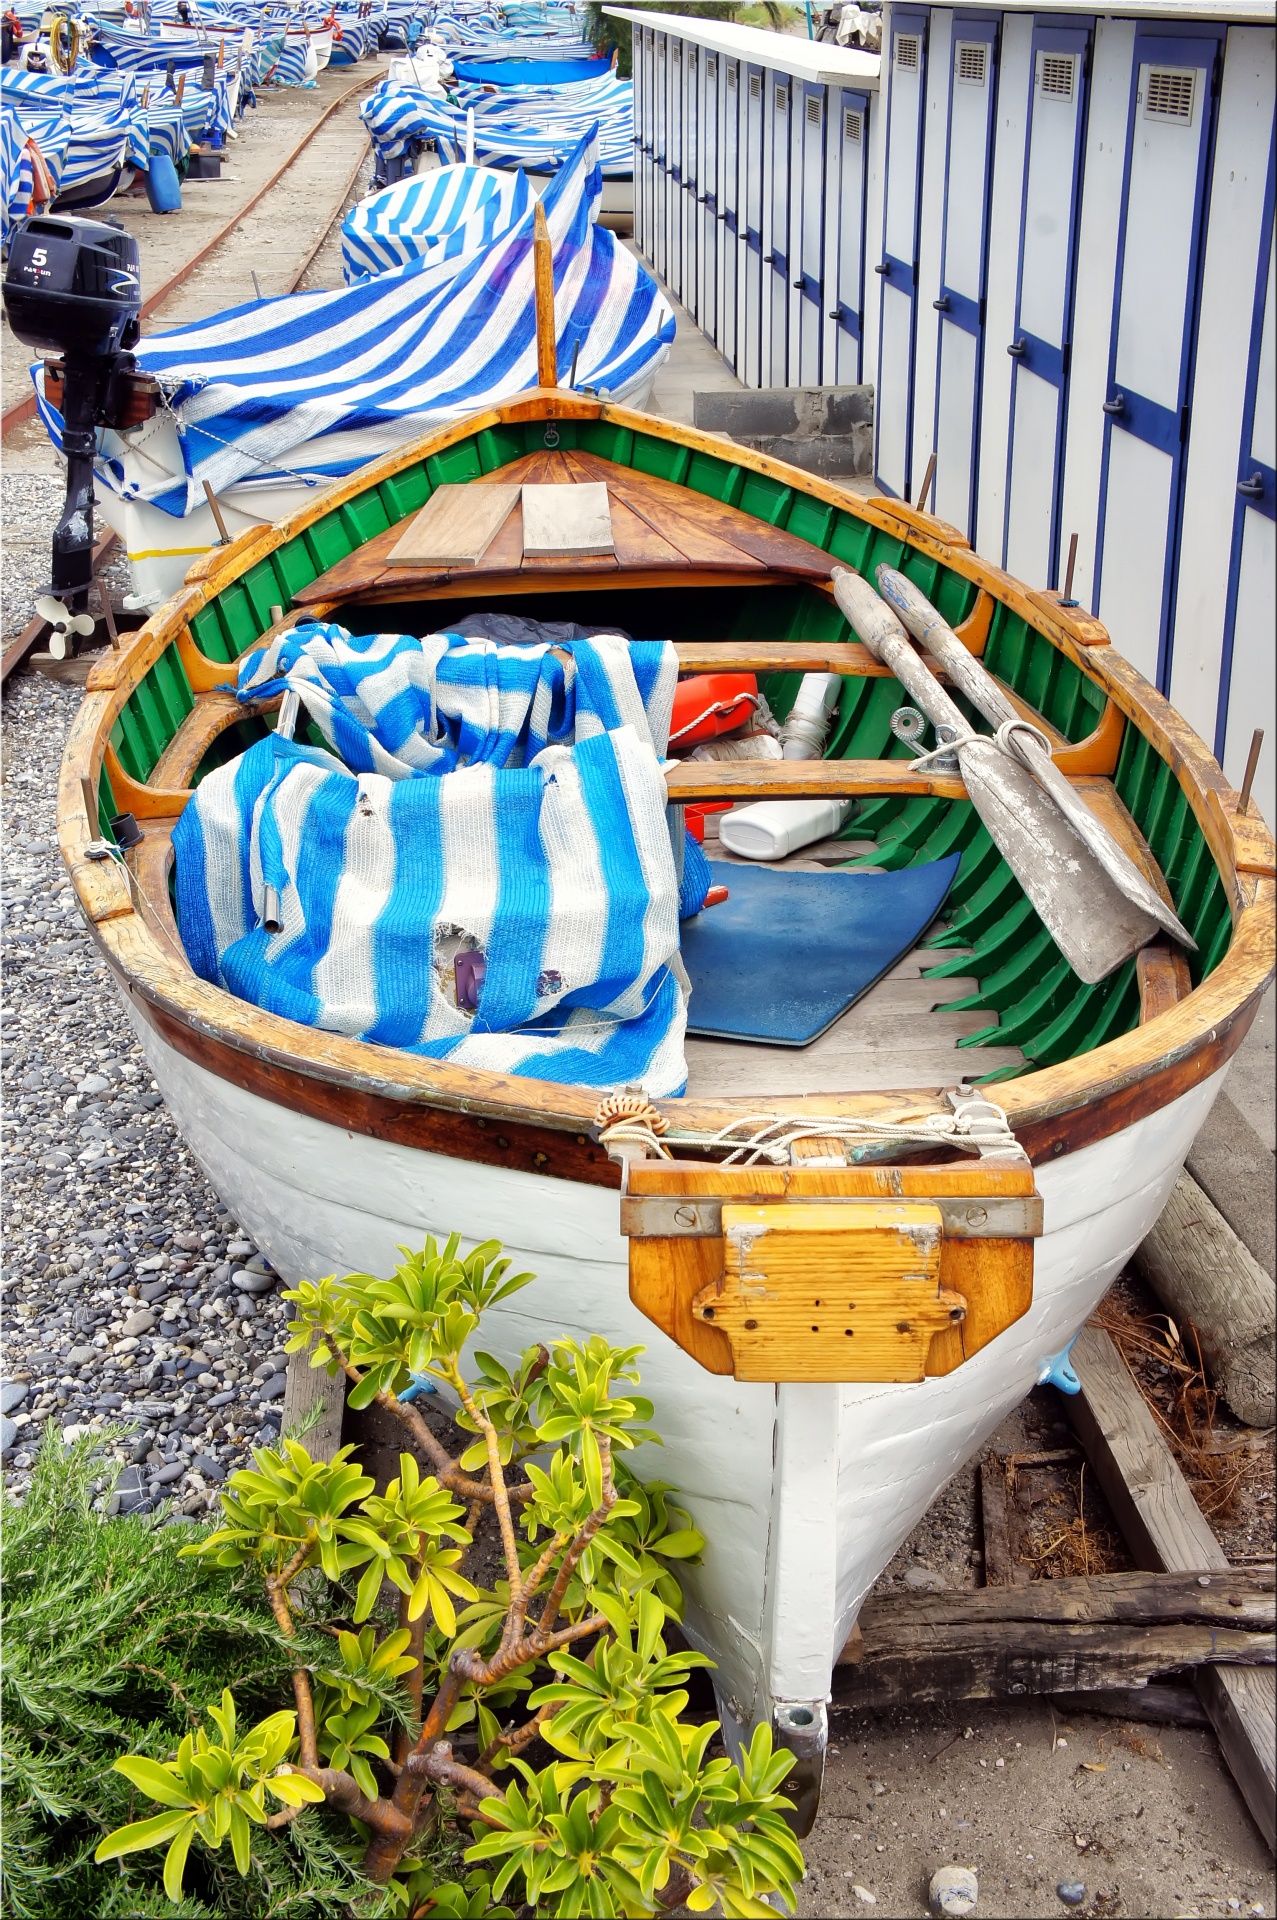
xmin=844 ymin=107 xmax=863 ymax=142
xmin=806 ymin=94 xmax=822 ymax=126
xmin=727 ymin=62 xmax=737 ymax=89
xmin=673 ymin=41 xmax=681 ymax=62
xmin=707 ymin=54 xmax=717 ymax=78
xmin=956 ymin=41 xmax=987 ymax=86
xmin=1037 ymin=52 xmax=1075 ymax=99
xmin=749 ymin=70 xmax=761 ymax=100
xmin=895 ymin=33 xmax=921 ymax=72
xmin=1144 ymin=66 xmax=1195 ymax=123
xmin=775 ymin=83 xmax=789 ymax=111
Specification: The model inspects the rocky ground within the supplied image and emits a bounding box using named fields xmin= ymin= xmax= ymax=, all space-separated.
xmin=1 ymin=511 xmax=292 ymax=1510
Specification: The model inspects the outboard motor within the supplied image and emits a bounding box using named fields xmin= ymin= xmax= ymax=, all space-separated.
xmin=2 ymin=215 xmax=158 ymax=653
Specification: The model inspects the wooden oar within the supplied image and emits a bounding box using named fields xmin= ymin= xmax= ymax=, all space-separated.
xmin=832 ymin=568 xmax=1175 ymax=984
xmin=873 ymin=564 xmax=1194 ymax=953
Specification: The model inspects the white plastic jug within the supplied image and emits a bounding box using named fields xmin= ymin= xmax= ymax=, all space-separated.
xmin=718 ymin=797 xmax=852 ymax=861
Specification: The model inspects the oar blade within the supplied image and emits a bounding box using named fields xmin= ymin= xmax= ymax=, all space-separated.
xmin=959 ymin=738 xmax=1161 ymax=984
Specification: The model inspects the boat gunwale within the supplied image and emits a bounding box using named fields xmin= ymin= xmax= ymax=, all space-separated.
xmin=59 ymin=390 xmax=1276 ymax=1163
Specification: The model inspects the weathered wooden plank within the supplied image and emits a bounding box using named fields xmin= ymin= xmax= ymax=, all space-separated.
xmin=1066 ymin=1323 xmax=1277 ymax=1852
xmin=831 ymin=1619 xmax=1273 ymax=1711
xmin=385 ymin=483 xmax=521 ymax=567
xmin=282 ymin=1333 xmax=346 ymax=1464
xmin=520 ymin=481 xmax=615 ymax=558
xmin=1130 ymin=1170 xmax=1275 ymax=1429
xmin=1049 ymin=1684 xmax=1210 ymax=1727
xmin=1137 ymin=940 xmax=1195 ymax=1023
xmin=854 ymin=1566 xmax=1274 ymax=1630
xmin=981 ymin=1453 xmax=1029 ymax=1588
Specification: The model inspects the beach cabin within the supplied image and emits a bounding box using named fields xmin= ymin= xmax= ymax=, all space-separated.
xmin=619 ymin=3 xmax=1275 ymax=825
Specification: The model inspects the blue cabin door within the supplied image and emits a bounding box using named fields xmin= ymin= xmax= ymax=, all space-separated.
xmin=828 ymin=90 xmax=869 ymax=382
xmin=1218 ymin=188 xmax=1275 ymax=820
xmin=1003 ymin=25 xmax=1091 ymax=588
xmin=792 ymin=83 xmax=827 ymax=383
xmin=700 ymin=49 xmax=719 ymax=341
xmin=682 ymin=43 xmax=700 ymax=319
xmin=1093 ymin=29 xmax=1223 ymax=689
xmin=721 ymin=59 xmax=742 ymax=371
xmin=653 ymin=32 xmax=668 ymax=282
xmin=767 ymin=71 xmax=792 ymax=385
xmin=742 ymin=62 xmax=766 ymax=386
xmin=668 ymin=38 xmax=684 ymax=298
xmin=636 ymin=26 xmax=654 ymax=258
xmin=932 ymin=17 xmax=998 ymax=539
xmin=875 ymin=12 xmax=928 ymax=498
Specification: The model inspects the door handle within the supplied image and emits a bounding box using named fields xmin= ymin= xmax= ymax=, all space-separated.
xmin=1103 ymin=392 xmax=1126 ymax=415
xmin=1237 ymin=471 xmax=1265 ymax=499
xmin=934 ymin=295 xmax=950 ymax=312
xmin=793 ymin=277 xmax=805 ymax=288
xmin=763 ymin=252 xmax=773 ymax=263
xmin=874 ymin=260 xmax=890 ymax=275
xmin=1007 ymin=339 xmax=1026 ymax=358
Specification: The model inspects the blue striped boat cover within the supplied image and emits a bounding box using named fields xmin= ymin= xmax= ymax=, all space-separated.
xmin=340 ymin=161 xmax=530 ymax=281
xmin=57 ymin=129 xmax=672 ymax=516
xmin=172 ymin=631 xmax=691 ymax=1094
xmin=362 ymin=67 xmax=633 ymax=176
xmin=235 ymin=624 xmax=678 ymax=773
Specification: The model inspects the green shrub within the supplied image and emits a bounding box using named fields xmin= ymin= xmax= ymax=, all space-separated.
xmin=4 ymin=1239 xmax=805 ymax=1918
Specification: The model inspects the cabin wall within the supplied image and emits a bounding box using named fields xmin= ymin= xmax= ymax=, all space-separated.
xmin=627 ymin=6 xmax=1273 ymax=821
xmin=870 ymin=3 xmax=1276 ymax=826
xmin=629 ymin=17 xmax=880 ymax=393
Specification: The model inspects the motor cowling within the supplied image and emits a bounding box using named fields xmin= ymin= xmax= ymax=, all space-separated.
xmin=3 ymin=213 xmax=141 ymax=360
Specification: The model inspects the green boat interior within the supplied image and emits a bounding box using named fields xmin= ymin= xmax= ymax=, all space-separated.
xmin=90 ymin=414 xmax=1234 ymax=1095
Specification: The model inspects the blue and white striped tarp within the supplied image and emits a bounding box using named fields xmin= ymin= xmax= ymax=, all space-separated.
xmin=340 ymin=161 xmax=531 ymax=281
xmin=172 ymin=626 xmax=692 ymax=1094
xmin=362 ymin=65 xmax=633 ymax=177
xmin=50 ymin=129 xmax=672 ymax=515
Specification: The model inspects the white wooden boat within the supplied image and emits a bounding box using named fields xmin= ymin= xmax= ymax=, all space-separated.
xmin=58 ymin=388 xmax=1274 ymax=1823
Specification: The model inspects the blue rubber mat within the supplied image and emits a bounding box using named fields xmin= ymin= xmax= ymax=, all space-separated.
xmin=680 ymin=854 xmax=961 ymax=1046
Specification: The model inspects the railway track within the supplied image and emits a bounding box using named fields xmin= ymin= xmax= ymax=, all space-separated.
xmin=2 ymin=70 xmax=380 ymax=684
xmin=0 ymin=68 xmax=378 ymax=439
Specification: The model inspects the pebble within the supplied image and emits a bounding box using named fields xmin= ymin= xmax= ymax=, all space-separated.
xmin=1 ymin=647 xmax=293 ymax=1516
xmin=929 ymin=1866 xmax=979 ymax=1917
xmin=1057 ymin=1885 xmax=1087 ymax=1908
xmin=232 ymin=1268 xmax=275 ymax=1295
xmin=851 ymin=1889 xmax=877 ymax=1907
xmin=903 ymin=1565 xmax=948 ymax=1592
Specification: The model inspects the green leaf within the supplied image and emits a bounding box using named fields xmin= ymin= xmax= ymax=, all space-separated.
xmin=94 ymin=1811 xmax=192 ymax=1863
xmin=162 ymin=1819 xmax=197 ymax=1903
xmin=111 ymin=1756 xmax=196 ymax=1809
xmin=352 ymin=1556 xmax=386 ymax=1624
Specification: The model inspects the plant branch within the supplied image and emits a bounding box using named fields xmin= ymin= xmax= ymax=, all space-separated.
xmin=447 ymin=1366 xmax=523 ymax=1611
xmin=394 ymin=1573 xmax=427 ymax=1769
xmin=407 ymin=1740 xmax=496 ymax=1803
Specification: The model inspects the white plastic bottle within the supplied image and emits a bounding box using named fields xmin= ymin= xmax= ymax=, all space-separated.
xmin=719 ymin=673 xmax=849 ymax=859
xmin=718 ymin=796 xmax=852 ymax=861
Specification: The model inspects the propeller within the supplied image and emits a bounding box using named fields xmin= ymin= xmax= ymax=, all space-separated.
xmin=36 ymin=595 xmax=97 ymax=661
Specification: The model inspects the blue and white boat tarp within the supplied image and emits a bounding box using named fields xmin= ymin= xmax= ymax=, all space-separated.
xmin=37 ymin=129 xmax=673 ymax=516
xmin=340 ymin=161 xmax=531 ymax=281
xmin=173 ymin=625 xmax=695 ymax=1095
xmin=363 ymin=66 xmax=633 ymax=177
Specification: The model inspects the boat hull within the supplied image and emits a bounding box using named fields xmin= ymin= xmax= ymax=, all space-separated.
xmin=121 ymin=983 xmax=1226 ymax=1731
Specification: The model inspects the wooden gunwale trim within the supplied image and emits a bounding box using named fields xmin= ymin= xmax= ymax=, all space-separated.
xmin=58 ymin=395 xmax=1275 ymax=1161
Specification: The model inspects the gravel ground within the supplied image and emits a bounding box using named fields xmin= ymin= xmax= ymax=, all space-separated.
xmin=1 ymin=516 xmax=290 ymax=1513
xmin=2 ymin=469 xmax=132 ymax=641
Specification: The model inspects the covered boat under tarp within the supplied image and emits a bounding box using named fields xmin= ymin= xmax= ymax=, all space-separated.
xmin=29 ymin=132 xmax=673 ymax=604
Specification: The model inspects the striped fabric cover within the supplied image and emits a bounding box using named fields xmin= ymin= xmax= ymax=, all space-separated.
xmin=65 ymin=129 xmax=672 ymax=515
xmin=172 ymin=628 xmax=692 ymax=1094
xmin=1 ymin=69 xmax=136 ymax=196
xmin=340 ymin=161 xmax=531 ymax=281
xmin=363 ymin=68 xmax=634 ymax=176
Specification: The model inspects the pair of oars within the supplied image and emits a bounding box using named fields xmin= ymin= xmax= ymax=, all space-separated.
xmin=831 ymin=566 xmax=1195 ymax=985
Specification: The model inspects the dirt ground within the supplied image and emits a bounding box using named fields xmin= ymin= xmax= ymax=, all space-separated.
xmin=801 ymin=1697 xmax=1273 ymax=1920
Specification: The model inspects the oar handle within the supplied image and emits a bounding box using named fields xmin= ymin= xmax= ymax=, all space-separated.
xmin=875 ymin=564 xmax=1020 ymax=731
xmin=831 ymin=569 xmax=970 ymax=738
